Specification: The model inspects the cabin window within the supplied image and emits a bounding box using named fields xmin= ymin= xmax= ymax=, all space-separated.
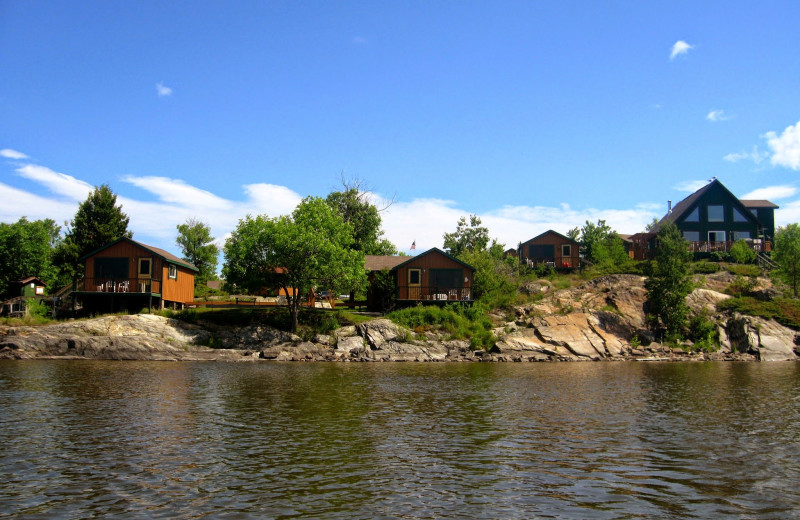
xmin=708 ymin=205 xmax=724 ymax=222
xmin=733 ymin=231 xmax=752 ymax=241
xmin=561 ymin=244 xmax=571 ymax=257
xmin=168 ymin=264 xmax=178 ymax=280
xmin=733 ymin=208 xmax=749 ymax=222
xmin=138 ymin=258 xmax=152 ymax=278
xmin=750 ymin=208 xmax=758 ymax=216
xmin=684 ymin=207 xmax=700 ymax=222
xmin=683 ymin=231 xmax=700 ymax=242
xmin=408 ymin=269 xmax=421 ymax=286
xmin=708 ymin=231 xmax=726 ymax=243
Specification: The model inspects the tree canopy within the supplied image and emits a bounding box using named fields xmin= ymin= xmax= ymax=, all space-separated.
xmin=645 ymin=221 xmax=692 ymax=339
xmin=773 ymin=223 xmax=800 ymax=297
xmin=325 ymin=178 xmax=397 ymax=256
xmin=443 ymin=215 xmax=489 ymax=257
xmin=176 ymin=218 xmax=219 ymax=287
xmin=0 ymin=217 xmax=61 ymax=297
xmin=573 ymin=219 xmax=629 ymax=270
xmin=54 ymin=184 xmax=132 ymax=283
xmin=222 ymin=197 xmax=366 ymax=331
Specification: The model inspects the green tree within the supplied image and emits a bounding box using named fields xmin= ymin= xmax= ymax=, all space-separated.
xmin=443 ymin=215 xmax=489 ymax=257
xmin=222 ymin=197 xmax=366 ymax=332
xmin=176 ymin=218 xmax=219 ymax=287
xmin=0 ymin=217 xmax=61 ymax=297
xmin=773 ymin=223 xmax=800 ymax=297
xmin=576 ymin=219 xmax=629 ymax=270
xmin=325 ymin=177 xmax=397 ymax=255
xmin=730 ymin=239 xmax=757 ymax=264
xmin=645 ymin=221 xmax=692 ymax=339
xmin=54 ymin=184 xmax=132 ymax=283
xmin=459 ymin=248 xmax=517 ymax=308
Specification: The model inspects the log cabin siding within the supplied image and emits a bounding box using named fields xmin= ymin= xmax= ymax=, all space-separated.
xmin=519 ymin=231 xmax=580 ymax=268
xmin=393 ymin=250 xmax=473 ymax=300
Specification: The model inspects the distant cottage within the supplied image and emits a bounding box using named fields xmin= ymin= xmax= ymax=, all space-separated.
xmin=518 ymin=230 xmax=580 ymax=268
xmin=74 ymin=237 xmax=197 ymax=314
xmin=630 ymin=179 xmax=778 ymax=259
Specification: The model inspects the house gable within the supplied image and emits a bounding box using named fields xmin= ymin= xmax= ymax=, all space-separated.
xmin=518 ymin=230 xmax=580 ymax=268
xmin=657 ymin=179 xmax=776 ymax=243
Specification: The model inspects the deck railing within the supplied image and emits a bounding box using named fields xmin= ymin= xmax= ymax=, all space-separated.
xmin=684 ymin=240 xmax=771 ymax=253
xmin=396 ymin=286 xmax=472 ymax=301
xmin=76 ymin=277 xmax=162 ymax=295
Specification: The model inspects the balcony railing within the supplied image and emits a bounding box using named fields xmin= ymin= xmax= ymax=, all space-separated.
xmin=76 ymin=277 xmax=162 ymax=295
xmin=396 ymin=285 xmax=472 ymax=301
xmin=685 ymin=240 xmax=771 ymax=253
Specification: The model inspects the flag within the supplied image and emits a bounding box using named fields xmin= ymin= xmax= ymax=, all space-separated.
xmin=410 ymin=240 xmax=416 ymax=250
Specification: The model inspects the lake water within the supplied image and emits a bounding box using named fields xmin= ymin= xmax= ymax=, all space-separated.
xmin=1 ymin=360 xmax=798 ymax=519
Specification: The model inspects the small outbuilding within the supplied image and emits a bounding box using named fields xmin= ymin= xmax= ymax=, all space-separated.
xmin=518 ymin=230 xmax=580 ymax=268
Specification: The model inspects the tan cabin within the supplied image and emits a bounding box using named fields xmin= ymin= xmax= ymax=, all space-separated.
xmin=75 ymin=237 xmax=198 ymax=313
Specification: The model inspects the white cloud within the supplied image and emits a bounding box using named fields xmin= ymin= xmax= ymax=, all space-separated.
xmin=706 ymin=109 xmax=732 ymax=122
xmin=670 ymin=40 xmax=694 ymax=60
xmin=741 ymin=185 xmax=797 ymax=201
xmin=673 ymin=180 xmax=710 ymax=192
xmin=15 ymin=164 xmax=93 ymax=201
xmin=156 ymin=82 xmax=173 ymax=97
xmin=723 ymin=146 xmax=768 ymax=165
xmin=764 ymin=120 xmax=800 ymax=170
xmin=1 ymin=148 xmax=29 ymax=160
xmin=0 ymin=182 xmax=81 ymax=224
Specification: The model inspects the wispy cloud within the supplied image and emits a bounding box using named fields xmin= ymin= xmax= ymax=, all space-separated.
xmin=723 ymin=146 xmax=768 ymax=165
xmin=1 ymin=148 xmax=29 ymax=160
xmin=15 ymin=164 xmax=93 ymax=201
xmin=741 ymin=185 xmax=797 ymax=201
xmin=706 ymin=109 xmax=732 ymax=122
xmin=156 ymin=82 xmax=173 ymax=98
xmin=674 ymin=180 xmax=710 ymax=192
xmin=670 ymin=40 xmax=694 ymax=60
xmin=764 ymin=120 xmax=800 ymax=170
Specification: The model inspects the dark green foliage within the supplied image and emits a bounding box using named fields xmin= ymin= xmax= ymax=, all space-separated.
xmin=443 ymin=215 xmax=489 ymax=257
xmin=176 ymin=218 xmax=219 ymax=287
xmin=725 ymin=275 xmax=757 ymax=297
xmin=717 ymin=297 xmax=800 ymax=330
xmin=0 ymin=217 xmax=61 ymax=297
xmin=325 ymin=178 xmax=397 ymax=256
xmin=369 ymin=268 xmax=397 ymax=312
xmin=645 ymin=221 xmax=692 ymax=338
xmin=773 ymin=223 xmax=800 ymax=297
xmin=725 ymin=264 xmax=761 ymax=277
xmin=387 ymin=302 xmax=495 ymax=350
xmin=730 ymin=239 xmax=757 ymax=264
xmin=54 ymin=184 xmax=131 ymax=283
xmin=687 ymin=312 xmax=719 ymax=351
xmin=458 ymin=248 xmax=518 ymax=309
xmin=691 ymin=261 xmax=720 ymax=274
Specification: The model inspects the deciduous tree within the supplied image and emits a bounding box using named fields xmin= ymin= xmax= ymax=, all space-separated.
xmin=176 ymin=218 xmax=219 ymax=287
xmin=773 ymin=223 xmax=800 ymax=297
xmin=443 ymin=215 xmax=489 ymax=257
xmin=222 ymin=197 xmax=366 ymax=332
xmin=0 ymin=217 xmax=60 ymax=297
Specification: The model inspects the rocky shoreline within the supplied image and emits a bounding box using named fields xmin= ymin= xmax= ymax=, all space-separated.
xmin=2 ymin=274 xmax=799 ymax=362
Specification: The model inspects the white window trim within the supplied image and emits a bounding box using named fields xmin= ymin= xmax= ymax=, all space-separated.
xmin=168 ymin=264 xmax=178 ymax=280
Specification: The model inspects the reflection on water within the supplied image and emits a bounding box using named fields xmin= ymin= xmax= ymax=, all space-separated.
xmin=1 ymin=361 xmax=798 ymax=519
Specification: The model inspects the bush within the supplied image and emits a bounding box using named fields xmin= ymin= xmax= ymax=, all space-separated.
xmin=725 ymin=263 xmax=761 ymax=277
xmin=730 ymin=239 xmax=757 ymax=264
xmin=691 ymin=261 xmax=720 ymax=274
xmin=725 ymin=275 xmax=757 ymax=297
xmin=387 ymin=302 xmax=496 ymax=350
xmin=688 ymin=312 xmax=719 ymax=351
xmin=717 ymin=296 xmax=800 ymax=330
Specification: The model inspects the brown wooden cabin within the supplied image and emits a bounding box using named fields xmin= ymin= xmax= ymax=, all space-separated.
xmin=518 ymin=230 xmax=580 ymax=269
xmin=75 ymin=237 xmax=198 ymax=314
xmin=365 ymin=248 xmax=475 ymax=310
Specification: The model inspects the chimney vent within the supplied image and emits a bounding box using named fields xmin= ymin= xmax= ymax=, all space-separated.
xmin=668 ymin=200 xmax=672 ymax=214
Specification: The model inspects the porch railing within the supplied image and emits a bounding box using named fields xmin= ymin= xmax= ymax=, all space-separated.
xmin=396 ymin=286 xmax=472 ymax=301
xmin=685 ymin=240 xmax=771 ymax=253
xmin=76 ymin=278 xmax=162 ymax=295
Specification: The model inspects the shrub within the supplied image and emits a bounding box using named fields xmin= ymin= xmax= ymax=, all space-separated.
xmin=688 ymin=312 xmax=719 ymax=351
xmin=725 ymin=263 xmax=761 ymax=277
xmin=730 ymin=239 xmax=757 ymax=264
xmin=717 ymin=296 xmax=800 ymax=330
xmin=691 ymin=261 xmax=720 ymax=274
xmin=387 ymin=302 xmax=495 ymax=350
xmin=725 ymin=275 xmax=757 ymax=297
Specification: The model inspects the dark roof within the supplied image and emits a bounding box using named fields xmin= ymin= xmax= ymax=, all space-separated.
xmin=366 ymin=248 xmax=476 ymax=273
xmin=519 ymin=230 xmax=579 ymax=247
xmin=12 ymin=276 xmax=47 ymax=286
xmin=655 ymin=179 xmax=776 ymax=230
xmin=365 ymin=255 xmax=409 ymax=271
xmin=741 ymin=200 xmax=780 ymax=209
xmin=79 ymin=237 xmax=199 ymax=272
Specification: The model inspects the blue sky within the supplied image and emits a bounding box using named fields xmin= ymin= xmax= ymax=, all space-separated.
xmin=2 ymin=1 xmax=800 ymax=255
